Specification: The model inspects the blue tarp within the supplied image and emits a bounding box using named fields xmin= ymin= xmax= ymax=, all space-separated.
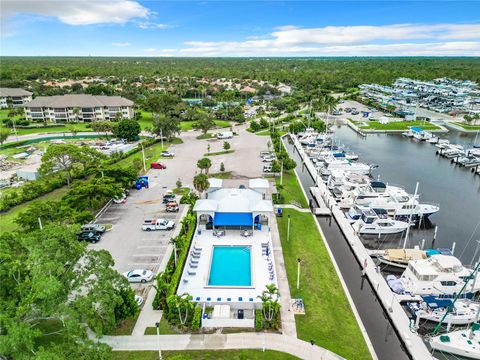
xmin=411 ymin=127 xmax=423 ymax=133
xmin=422 ymin=295 xmax=453 ymax=309
xmin=214 ymin=212 xmax=253 ymax=227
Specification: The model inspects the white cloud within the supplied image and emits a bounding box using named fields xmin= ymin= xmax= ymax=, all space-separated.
xmin=112 ymin=42 xmax=131 ymax=47
xmin=1 ymin=0 xmax=149 ymax=26
xmin=177 ymin=23 xmax=480 ymax=56
xmin=138 ymin=21 xmax=171 ymax=29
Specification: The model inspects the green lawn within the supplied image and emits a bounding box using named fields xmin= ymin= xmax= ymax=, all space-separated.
xmin=277 ymin=209 xmax=370 ymax=360
xmin=0 ymin=109 xmax=23 ymax=120
xmin=350 ymin=119 xmax=440 ymax=131
xmin=144 ymin=317 xmax=179 ymax=335
xmin=0 ymin=186 xmax=70 ymax=233
xmin=209 ymin=171 xmax=232 ymax=179
xmin=10 ymin=123 xmax=93 ymax=136
xmin=112 ymin=350 xmax=299 ymax=360
xmin=106 ymin=314 xmax=140 ymax=336
xmin=452 ymin=122 xmax=480 ymax=130
xmin=275 ymin=171 xmax=309 ymax=208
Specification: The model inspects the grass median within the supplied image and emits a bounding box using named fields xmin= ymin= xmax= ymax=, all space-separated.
xmin=275 ymin=171 xmax=308 ymax=208
xmin=277 ymin=208 xmax=371 ymax=360
xmin=350 ymin=119 xmax=440 ymax=131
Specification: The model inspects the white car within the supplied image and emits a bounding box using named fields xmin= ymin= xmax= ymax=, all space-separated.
xmin=161 ymin=151 xmax=175 ymax=158
xmin=123 ymin=269 xmax=154 ymax=283
xmin=135 ymin=295 xmax=144 ymax=307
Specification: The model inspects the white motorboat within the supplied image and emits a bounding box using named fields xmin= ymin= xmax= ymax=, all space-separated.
xmin=430 ymin=324 xmax=480 ymax=359
xmin=327 ymin=170 xmax=370 ymax=191
xmin=427 ymin=136 xmax=439 ymax=143
xmin=377 ymin=248 xmax=427 ymax=269
xmin=352 ymin=187 xmax=439 ymax=220
xmin=351 ymin=207 xmax=410 ymax=235
xmin=317 ymin=157 xmax=375 ymax=176
xmin=402 ymin=129 xmax=415 ymax=137
xmin=408 ymin=297 xmax=480 ymax=325
xmin=435 ymin=139 xmax=450 ymax=149
xmin=413 ymin=130 xmax=433 ymax=141
xmin=399 ymin=254 xmax=480 ymax=298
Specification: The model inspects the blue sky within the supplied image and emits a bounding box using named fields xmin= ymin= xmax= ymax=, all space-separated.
xmin=1 ymin=1 xmax=479 ymax=56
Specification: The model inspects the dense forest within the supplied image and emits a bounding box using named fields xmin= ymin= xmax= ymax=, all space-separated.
xmin=1 ymin=57 xmax=479 ymax=92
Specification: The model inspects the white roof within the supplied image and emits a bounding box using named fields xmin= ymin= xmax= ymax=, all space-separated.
xmin=193 ymin=199 xmax=218 ymax=212
xmin=208 ymin=178 xmax=223 ymax=189
xmin=194 ymin=188 xmax=273 ymax=213
xmin=249 ymin=178 xmax=269 ymax=189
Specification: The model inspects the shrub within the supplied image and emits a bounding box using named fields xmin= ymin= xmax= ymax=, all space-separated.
xmin=191 ymin=306 xmax=202 ymax=331
xmin=220 ymin=162 xmax=225 ymax=172
xmin=255 ymin=309 xmax=263 ymax=331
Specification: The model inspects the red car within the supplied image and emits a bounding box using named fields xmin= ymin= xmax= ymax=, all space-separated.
xmin=150 ymin=162 xmax=167 ymax=169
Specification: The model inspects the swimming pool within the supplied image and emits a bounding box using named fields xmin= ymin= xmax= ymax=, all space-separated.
xmin=208 ymin=246 xmax=252 ymax=287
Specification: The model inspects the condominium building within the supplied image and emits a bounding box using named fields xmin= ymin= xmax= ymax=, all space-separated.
xmin=23 ymin=94 xmax=134 ymax=122
xmin=0 ymin=88 xmax=33 ymax=108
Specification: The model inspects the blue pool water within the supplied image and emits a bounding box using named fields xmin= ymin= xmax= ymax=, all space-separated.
xmin=208 ymin=246 xmax=251 ymax=286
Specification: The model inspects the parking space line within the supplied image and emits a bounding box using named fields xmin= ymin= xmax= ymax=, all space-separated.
xmin=132 ymin=253 xmax=163 ymax=257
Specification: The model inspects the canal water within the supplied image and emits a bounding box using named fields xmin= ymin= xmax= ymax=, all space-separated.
xmin=328 ymin=126 xmax=480 ymax=265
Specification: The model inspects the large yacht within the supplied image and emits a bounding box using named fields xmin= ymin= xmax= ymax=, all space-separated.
xmin=400 ymin=255 xmax=480 ymax=298
xmin=350 ymin=207 xmax=410 ymax=235
xmin=317 ymin=157 xmax=374 ymax=176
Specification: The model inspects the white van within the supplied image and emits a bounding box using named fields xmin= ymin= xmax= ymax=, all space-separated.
xmin=217 ymin=131 xmax=233 ymax=139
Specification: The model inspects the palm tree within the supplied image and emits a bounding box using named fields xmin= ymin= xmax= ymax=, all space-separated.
xmin=193 ymin=173 xmax=209 ymax=197
xmin=169 ymin=237 xmax=179 ymax=266
xmin=167 ymin=293 xmax=193 ymax=325
xmin=257 ymin=284 xmax=280 ymax=323
xmin=197 ymin=157 xmax=212 ymax=174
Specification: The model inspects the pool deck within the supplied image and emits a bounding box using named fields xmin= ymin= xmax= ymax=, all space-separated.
xmin=177 ymin=228 xmax=278 ymax=306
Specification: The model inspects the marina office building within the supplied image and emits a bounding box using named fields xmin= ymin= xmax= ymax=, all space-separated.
xmin=178 ymin=178 xmax=277 ymax=328
xmin=23 ymin=94 xmax=134 ymax=122
xmin=0 ymin=88 xmax=33 ymax=108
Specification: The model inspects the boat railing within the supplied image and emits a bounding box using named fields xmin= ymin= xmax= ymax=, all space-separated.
xmin=420 ymin=200 xmax=441 ymax=208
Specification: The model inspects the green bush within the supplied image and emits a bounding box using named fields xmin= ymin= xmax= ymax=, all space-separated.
xmin=255 ymin=309 xmax=263 ymax=331
xmin=191 ymin=306 xmax=202 ymax=331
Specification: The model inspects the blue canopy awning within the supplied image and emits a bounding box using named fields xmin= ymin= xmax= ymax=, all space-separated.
xmin=214 ymin=212 xmax=253 ymax=227
xmin=411 ymin=127 xmax=423 ymax=133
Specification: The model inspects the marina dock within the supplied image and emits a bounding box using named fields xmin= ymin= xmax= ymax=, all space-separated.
xmin=289 ymin=134 xmax=433 ymax=360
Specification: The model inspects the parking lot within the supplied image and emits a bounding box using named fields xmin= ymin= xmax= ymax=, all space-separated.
xmin=90 ymin=126 xmax=269 ymax=289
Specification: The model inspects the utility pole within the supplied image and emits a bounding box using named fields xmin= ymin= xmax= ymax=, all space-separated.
xmin=155 ymin=322 xmax=162 ymax=360
xmin=160 ymin=128 xmax=164 ymax=149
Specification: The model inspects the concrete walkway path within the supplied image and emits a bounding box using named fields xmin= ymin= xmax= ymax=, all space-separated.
xmin=269 ymin=212 xmax=297 ymax=338
xmin=100 ymin=332 xmax=343 ymax=360
xmin=277 ymin=204 xmax=311 ymax=213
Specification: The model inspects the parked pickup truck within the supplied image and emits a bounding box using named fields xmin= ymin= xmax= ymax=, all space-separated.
xmin=142 ymin=218 xmax=175 ymax=231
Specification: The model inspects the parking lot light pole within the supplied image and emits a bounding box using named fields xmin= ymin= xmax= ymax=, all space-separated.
xmin=155 ymin=322 xmax=162 ymax=360
xmin=287 ymin=214 xmax=291 ymax=242
xmin=280 ymin=160 xmax=284 ymax=186
xmin=141 ymin=143 xmax=146 ymax=172
xmin=297 ymin=258 xmax=301 ymax=290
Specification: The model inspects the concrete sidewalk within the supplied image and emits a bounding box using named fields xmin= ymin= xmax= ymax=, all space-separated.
xmin=100 ymin=332 xmax=343 ymax=360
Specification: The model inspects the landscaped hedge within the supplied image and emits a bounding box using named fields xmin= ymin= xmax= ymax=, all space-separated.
xmin=255 ymin=309 xmax=263 ymax=331
xmin=191 ymin=306 xmax=202 ymax=331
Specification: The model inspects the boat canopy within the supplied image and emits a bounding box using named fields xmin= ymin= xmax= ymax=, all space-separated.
xmin=411 ymin=127 xmax=423 ymax=133
xmin=370 ymin=181 xmax=386 ymax=189
xmin=421 ymin=295 xmax=454 ymax=309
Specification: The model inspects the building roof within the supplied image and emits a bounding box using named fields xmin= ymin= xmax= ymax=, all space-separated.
xmin=249 ymin=178 xmax=269 ymax=189
xmin=24 ymin=94 xmax=133 ymax=108
xmin=194 ymin=188 xmax=273 ymax=213
xmin=207 ymin=178 xmax=223 ymax=189
xmin=0 ymin=88 xmax=32 ymax=97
